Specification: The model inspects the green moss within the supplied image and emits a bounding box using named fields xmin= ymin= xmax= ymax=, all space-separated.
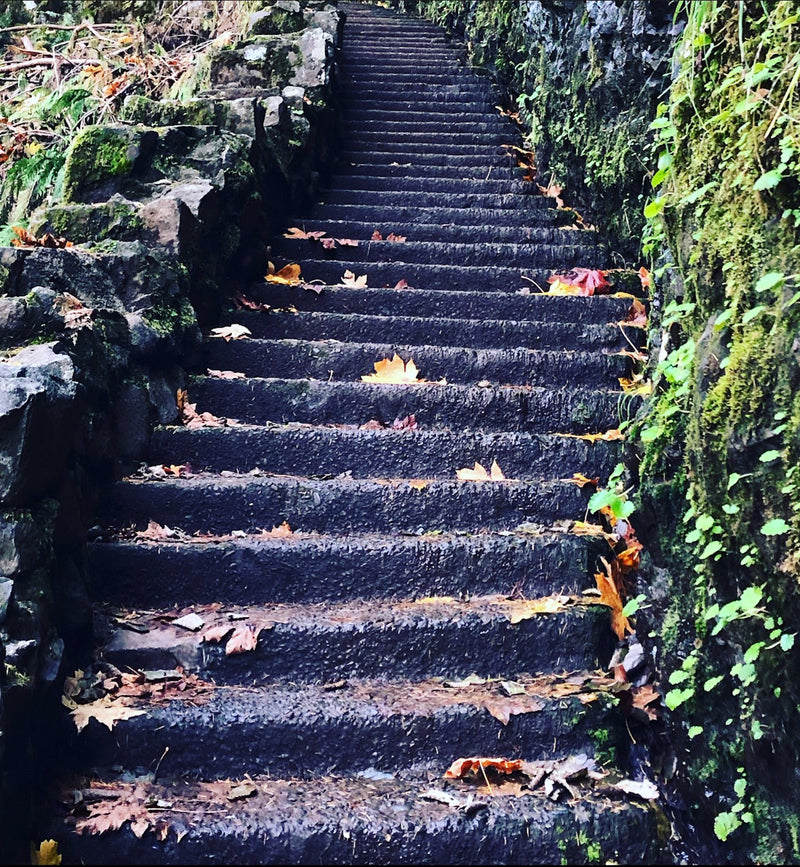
xmin=61 ymin=126 xmax=140 ymax=203
xmin=143 ymin=295 xmax=197 ymax=338
xmin=588 ymin=723 xmax=616 ymax=766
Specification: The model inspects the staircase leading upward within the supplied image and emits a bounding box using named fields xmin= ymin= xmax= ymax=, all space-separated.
xmin=45 ymin=2 xmax=664 ymax=863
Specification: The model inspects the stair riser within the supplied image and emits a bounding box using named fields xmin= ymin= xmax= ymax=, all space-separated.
xmin=151 ymin=423 xmax=625 ymax=478
xmin=192 ymin=378 xmax=630 ymax=435
xmin=89 ymin=533 xmax=595 ymax=606
xmin=324 ymin=175 xmax=534 ymax=193
xmin=310 ymin=202 xmax=576 ymax=227
xmin=317 ymin=190 xmax=549 ymax=208
xmin=105 ymin=476 xmax=591 ymax=534
xmin=73 ymin=689 xmax=620 ymax=778
xmin=343 ymin=120 xmax=511 ymax=134
xmin=334 ymin=162 xmax=524 ymax=179
xmin=104 ymin=607 xmax=614 ymax=683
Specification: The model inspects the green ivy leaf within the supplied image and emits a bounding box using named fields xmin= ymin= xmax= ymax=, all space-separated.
xmin=699 ymin=540 xmax=723 ymax=559
xmin=780 ymin=633 xmax=795 ymax=651
xmin=761 ymin=518 xmax=791 ymax=536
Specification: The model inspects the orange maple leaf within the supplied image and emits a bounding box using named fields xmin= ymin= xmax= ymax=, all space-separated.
xmin=444 ymin=757 xmax=524 ymax=779
xmin=266 ymin=263 xmax=302 ymax=285
xmin=594 ymin=558 xmax=632 ymax=641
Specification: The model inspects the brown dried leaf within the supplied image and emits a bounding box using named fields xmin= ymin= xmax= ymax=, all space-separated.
xmin=254 ymin=521 xmax=293 ymax=538
xmin=232 ymin=291 xmax=270 ymax=312
xmin=456 ymin=460 xmax=506 ymax=481
xmin=444 ymin=757 xmax=525 ymax=779
xmin=371 ymin=230 xmax=383 ymax=240
xmin=595 ymin=559 xmax=632 ymax=641
xmin=386 ymin=232 xmax=406 ymax=242
xmin=392 ymin=414 xmax=418 ymax=431
xmin=567 ymin=473 xmax=599 ymax=488
xmin=224 ymin=625 xmax=260 ymax=655
xmin=392 ymin=279 xmax=410 ymax=290
xmin=335 ymin=238 xmax=359 ymax=247
xmin=202 ymin=624 xmax=234 ymax=644
xmin=321 ymin=237 xmax=337 ymax=249
xmin=65 ymin=695 xmax=145 ymax=733
xmin=136 ymin=520 xmax=177 ymax=541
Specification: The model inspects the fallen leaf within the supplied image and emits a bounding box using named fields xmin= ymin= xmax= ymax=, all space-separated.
xmin=619 ymin=373 xmax=652 ymax=396
xmin=254 ymin=521 xmax=293 ymax=538
xmin=65 ymin=695 xmax=146 ymax=733
xmin=456 ymin=460 xmax=506 ymax=481
xmin=31 ymin=840 xmax=61 ymax=865
xmin=210 ymin=324 xmax=252 ymax=341
xmin=444 ymin=757 xmax=525 ymax=779
xmin=611 ymin=778 xmax=659 ymax=800
xmin=392 ymin=279 xmax=410 ymax=290
xmin=177 ymin=389 xmax=229 ymax=429
xmin=136 ymin=520 xmax=178 ymax=541
xmin=484 ymin=696 xmax=545 ymax=726
xmin=392 ymin=414 xmax=418 ymax=430
xmin=443 ymin=674 xmax=487 ymax=688
xmin=225 ymin=625 xmax=260 ymax=655
xmin=415 ymin=596 xmax=457 ymax=604
xmin=386 ymin=232 xmax=406 ymax=242
xmin=359 ymin=419 xmax=385 ymax=430
xmin=12 ymin=226 xmax=72 ymax=248
xmin=173 ymin=612 xmax=206 ymax=632
xmin=283 ymin=227 xmax=326 ymax=240
xmin=638 ymin=266 xmax=651 ymax=290
xmin=266 ymin=263 xmax=302 ymax=285
xmin=547 ymin=268 xmax=609 ymax=297
xmin=408 ymin=480 xmax=430 ymax=491
xmin=342 ymin=269 xmax=368 ymax=288
xmin=568 ymin=473 xmax=599 ymax=488
xmin=371 ymin=230 xmax=383 ymax=240
xmin=227 ymin=783 xmax=257 ymax=801
xmin=622 ymin=298 xmax=648 ymax=327
xmin=202 ymin=624 xmax=234 ymax=644
xmin=558 ymin=429 xmax=625 ymax=443
xmin=335 ymin=238 xmax=359 ymax=247
xmin=594 ymin=558 xmax=632 ymax=641
xmin=361 ymin=353 xmax=422 ymax=384
xmin=501 ymin=595 xmax=572 ymax=623
xmin=207 ymin=369 xmax=245 ymax=379
xmin=500 ymin=680 xmax=527 ymax=696
xmin=538 ymin=182 xmax=564 ymax=208
xmin=321 ymin=237 xmax=337 ymax=249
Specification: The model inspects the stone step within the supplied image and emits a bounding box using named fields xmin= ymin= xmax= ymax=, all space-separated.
xmin=191 ymin=376 xmax=630 ymax=434
xmin=273 ymin=236 xmax=604 ymax=269
xmin=343 ymin=118 xmax=512 ymax=135
xmin=151 ymin=422 xmax=624 ymax=479
xmin=286 ymin=215 xmax=594 ymax=242
xmin=101 ymin=597 xmax=615 ymax=682
xmin=230 ymin=309 xmax=637 ymax=352
xmin=324 ymin=174 xmax=534 ymax=194
xmin=336 ymin=150 xmax=522 ymax=169
xmin=202 ymin=338 xmax=629 ymax=387
xmin=68 ymin=674 xmax=626 ymax=777
xmin=89 ymin=529 xmax=597 ymax=607
xmin=47 ymin=772 xmax=663 ymax=865
xmin=341 ymin=94 xmax=498 ymax=110
xmin=104 ymin=474 xmax=593 ymax=535
xmin=248 ymin=284 xmax=630 ymax=323
xmin=342 ymin=105 xmax=509 ymax=121
xmin=345 ymin=130 xmax=511 ymax=147
xmin=316 ymin=188 xmax=552 ymax=209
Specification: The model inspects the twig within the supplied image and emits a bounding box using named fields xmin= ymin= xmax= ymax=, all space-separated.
xmin=152 ymin=746 xmax=169 ymax=783
xmin=0 ymin=55 xmax=92 ymax=73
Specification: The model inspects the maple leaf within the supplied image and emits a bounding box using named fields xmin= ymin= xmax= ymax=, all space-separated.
xmin=266 ymin=263 xmax=302 ymax=285
xmin=177 ymin=389 xmax=229 ymax=429
xmin=538 ymin=182 xmax=564 ymax=208
xmin=76 ymin=787 xmax=152 ymax=837
xmin=629 ymin=684 xmax=661 ymax=722
xmin=359 ymin=419 xmax=385 ymax=429
xmin=342 ymin=269 xmax=368 ymax=288
xmin=136 ymin=520 xmax=180 ymax=541
xmin=386 ymin=232 xmax=406 ymax=242
xmin=335 ymin=238 xmax=359 ymax=247
xmin=371 ymin=230 xmax=383 ymax=240
xmin=64 ymin=695 xmax=145 ymax=733
xmin=210 ymin=324 xmax=251 ymax=341
xmin=254 ymin=521 xmax=293 ymax=538
xmin=547 ymin=269 xmax=609 ymax=297
xmin=619 ymin=373 xmax=652 ymax=396
xmin=408 ymin=479 xmax=430 ymax=491
xmin=225 ymin=625 xmax=260 ymax=655
xmin=638 ymin=266 xmax=651 ymax=290
xmin=567 ymin=473 xmax=598 ymax=488
xmin=392 ymin=414 xmax=418 ymax=430
xmin=594 ymin=558 xmax=632 ymax=641
xmin=232 ymin=291 xmax=270 ymax=312
xmin=361 ymin=353 xmax=422 ymax=384
xmin=31 ymin=840 xmax=61 ymax=865
xmin=207 ymin=369 xmax=245 ymax=380
xmin=283 ymin=227 xmax=326 ymax=240
xmin=622 ymin=298 xmax=648 ymax=327
xmin=321 ymin=237 xmax=337 ymax=249
xmin=444 ymin=757 xmax=525 ymax=779
xmin=558 ymin=429 xmax=625 ymax=443
xmin=484 ymin=695 xmax=545 ymax=726
xmin=456 ymin=460 xmax=506 ymax=481
xmin=392 ymin=279 xmax=410 ymax=290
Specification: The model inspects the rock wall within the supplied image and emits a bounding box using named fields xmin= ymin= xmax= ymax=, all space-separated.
xmin=0 ymin=0 xmax=342 ymax=854
xmin=395 ymin=0 xmax=680 ymax=260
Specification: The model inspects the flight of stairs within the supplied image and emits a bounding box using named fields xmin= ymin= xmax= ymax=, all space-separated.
xmin=44 ymin=2 xmax=665 ymax=863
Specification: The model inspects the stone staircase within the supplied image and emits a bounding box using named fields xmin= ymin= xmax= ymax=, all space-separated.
xmin=43 ymin=2 xmax=666 ymax=863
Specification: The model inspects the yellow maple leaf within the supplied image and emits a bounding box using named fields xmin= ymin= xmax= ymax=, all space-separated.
xmin=619 ymin=373 xmax=652 ymax=396
xmin=63 ymin=695 xmax=146 ymax=733
xmin=361 ymin=354 xmax=422 ymax=383
xmin=546 ymin=278 xmax=583 ymax=296
xmin=31 ymin=840 xmax=61 ymax=865
xmin=266 ymin=263 xmax=302 ymax=285
xmin=456 ymin=460 xmax=506 ymax=481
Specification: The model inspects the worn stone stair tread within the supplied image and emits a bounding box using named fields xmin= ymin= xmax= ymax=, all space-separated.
xmin=224 ymin=310 xmax=638 ymax=352
xmin=191 ymin=376 xmax=632 ymax=433
xmin=203 ymin=337 xmax=629 ymax=386
xmin=273 ymin=237 xmax=603 ymax=268
xmin=101 ymin=595 xmax=615 ymax=681
xmin=89 ymin=529 xmax=597 ymax=606
xmin=104 ymin=472 xmax=594 ymax=534
xmin=309 ymin=202 xmax=580 ymax=227
xmin=68 ymin=673 xmax=627 ymax=777
xmin=248 ymin=285 xmax=628 ymax=323
xmin=332 ymin=162 xmax=528 ymax=181
xmin=48 ymin=771 xmax=661 ymax=865
xmin=152 ymin=419 xmax=624 ymax=476
xmin=318 ymin=188 xmax=549 ymax=209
